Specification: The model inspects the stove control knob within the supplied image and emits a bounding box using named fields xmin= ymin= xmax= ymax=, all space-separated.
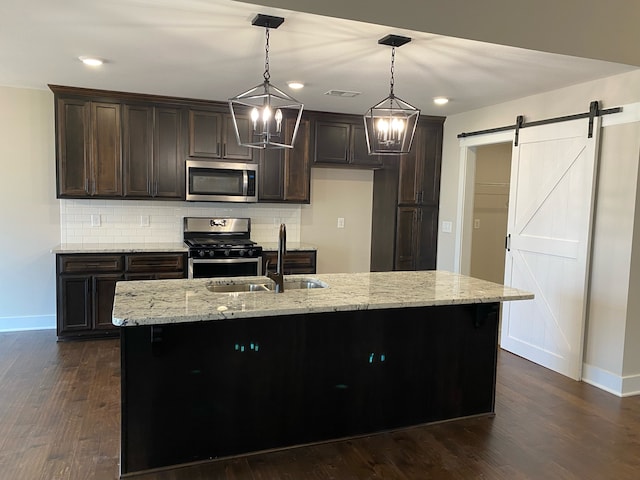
xmin=224 ymin=249 xmax=231 ymax=257
xmin=238 ymin=249 xmax=245 ymax=257
xmin=208 ymin=250 xmax=215 ymax=257
xmin=247 ymin=249 xmax=254 ymax=257
xmin=198 ymin=250 xmax=205 ymax=258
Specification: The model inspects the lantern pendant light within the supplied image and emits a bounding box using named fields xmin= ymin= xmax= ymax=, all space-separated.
xmin=364 ymin=35 xmax=420 ymax=155
xmin=229 ymin=14 xmax=304 ymax=149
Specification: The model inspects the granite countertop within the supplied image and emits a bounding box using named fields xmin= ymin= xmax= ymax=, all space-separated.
xmin=51 ymin=243 xmax=189 ymax=254
xmin=113 ymin=270 xmax=534 ymax=327
xmin=260 ymin=242 xmax=317 ymax=251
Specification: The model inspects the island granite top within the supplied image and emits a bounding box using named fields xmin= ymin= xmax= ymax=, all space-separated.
xmin=112 ymin=270 xmax=533 ymax=327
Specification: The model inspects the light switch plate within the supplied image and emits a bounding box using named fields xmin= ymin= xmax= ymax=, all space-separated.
xmin=140 ymin=215 xmax=150 ymax=227
xmin=442 ymin=221 xmax=452 ymax=233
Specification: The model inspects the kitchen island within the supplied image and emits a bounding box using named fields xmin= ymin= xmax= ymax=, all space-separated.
xmin=113 ymin=271 xmax=532 ymax=476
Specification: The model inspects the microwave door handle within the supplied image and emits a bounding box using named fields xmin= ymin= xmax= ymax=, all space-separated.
xmin=242 ymin=170 xmax=249 ymax=196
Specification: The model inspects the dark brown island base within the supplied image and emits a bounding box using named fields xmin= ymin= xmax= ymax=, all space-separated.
xmin=112 ymin=271 xmax=533 ymax=477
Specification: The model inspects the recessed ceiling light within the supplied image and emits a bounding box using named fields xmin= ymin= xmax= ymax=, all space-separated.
xmin=79 ymin=56 xmax=104 ymax=67
xmin=433 ymin=97 xmax=449 ymax=105
xmin=287 ymin=81 xmax=304 ymax=90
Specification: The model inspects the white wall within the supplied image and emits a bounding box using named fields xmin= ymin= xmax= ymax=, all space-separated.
xmin=0 ymin=86 xmax=58 ymax=331
xmin=301 ymin=168 xmax=373 ymax=273
xmin=439 ymin=69 xmax=640 ymax=396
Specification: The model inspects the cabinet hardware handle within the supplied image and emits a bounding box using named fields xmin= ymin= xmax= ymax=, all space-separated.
xmin=505 ymin=234 xmax=511 ymax=252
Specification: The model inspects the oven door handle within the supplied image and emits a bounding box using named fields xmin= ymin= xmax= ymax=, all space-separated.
xmin=191 ymin=258 xmax=260 ymax=264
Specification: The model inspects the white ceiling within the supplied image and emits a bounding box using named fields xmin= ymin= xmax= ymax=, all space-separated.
xmin=0 ymin=0 xmax=636 ymax=116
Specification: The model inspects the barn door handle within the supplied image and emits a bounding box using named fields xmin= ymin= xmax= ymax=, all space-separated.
xmin=505 ymin=234 xmax=511 ymax=252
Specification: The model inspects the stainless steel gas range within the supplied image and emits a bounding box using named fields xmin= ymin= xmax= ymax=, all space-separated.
xmin=183 ymin=217 xmax=263 ymax=279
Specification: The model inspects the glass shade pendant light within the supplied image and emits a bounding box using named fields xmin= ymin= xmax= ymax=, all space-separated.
xmin=364 ymin=35 xmax=420 ymax=155
xmin=229 ymin=14 xmax=304 ymax=149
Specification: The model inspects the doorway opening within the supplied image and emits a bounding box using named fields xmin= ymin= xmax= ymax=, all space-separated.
xmin=469 ymin=143 xmax=512 ymax=284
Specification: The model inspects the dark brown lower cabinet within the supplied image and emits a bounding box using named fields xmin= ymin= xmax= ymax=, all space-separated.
xmin=395 ymin=206 xmax=439 ymax=271
xmin=262 ymin=250 xmax=317 ymax=275
xmin=56 ymin=253 xmax=186 ymax=340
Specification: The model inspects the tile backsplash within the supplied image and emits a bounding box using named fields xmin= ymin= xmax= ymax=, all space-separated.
xmin=60 ymin=199 xmax=301 ymax=244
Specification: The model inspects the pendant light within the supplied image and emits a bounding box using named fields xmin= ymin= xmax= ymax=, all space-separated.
xmin=364 ymin=35 xmax=420 ymax=155
xmin=229 ymin=14 xmax=304 ymax=149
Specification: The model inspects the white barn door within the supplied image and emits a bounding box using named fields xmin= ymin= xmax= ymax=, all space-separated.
xmin=501 ymin=117 xmax=600 ymax=380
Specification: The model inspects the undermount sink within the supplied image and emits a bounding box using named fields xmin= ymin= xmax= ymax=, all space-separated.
xmin=206 ymin=283 xmax=270 ymax=293
xmin=283 ymin=279 xmax=327 ymax=290
xmin=206 ymin=278 xmax=327 ymax=293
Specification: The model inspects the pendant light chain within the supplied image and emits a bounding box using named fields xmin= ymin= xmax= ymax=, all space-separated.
xmin=389 ymin=47 xmax=396 ymax=98
xmin=263 ymin=27 xmax=271 ymax=82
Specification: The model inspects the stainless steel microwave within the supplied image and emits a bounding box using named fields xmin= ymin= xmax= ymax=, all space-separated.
xmin=186 ymin=160 xmax=258 ymax=202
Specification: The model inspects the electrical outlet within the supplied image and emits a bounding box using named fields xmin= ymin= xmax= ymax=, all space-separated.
xmin=90 ymin=214 xmax=101 ymax=227
xmin=474 ymin=219 xmax=481 ymax=229
xmin=337 ymin=217 xmax=345 ymax=229
xmin=442 ymin=221 xmax=452 ymax=233
xmin=140 ymin=215 xmax=150 ymax=227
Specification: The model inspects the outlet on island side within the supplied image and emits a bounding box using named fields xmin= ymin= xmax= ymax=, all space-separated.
xmin=337 ymin=217 xmax=345 ymax=229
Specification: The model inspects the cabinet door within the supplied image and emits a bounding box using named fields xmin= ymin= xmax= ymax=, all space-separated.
xmin=259 ymin=148 xmax=285 ymax=201
xmin=222 ymin=114 xmax=254 ymax=161
xmin=57 ymin=275 xmax=92 ymax=335
xmin=93 ymin=274 xmax=124 ymax=330
xmin=350 ymin=124 xmax=382 ymax=168
xmin=397 ymin=126 xmax=423 ymax=205
xmin=418 ymin=121 xmax=443 ymax=206
xmin=395 ymin=206 xmax=419 ymax=270
xmin=415 ymin=206 xmax=438 ymax=270
xmin=123 ymin=104 xmax=154 ymax=197
xmin=258 ymin=117 xmax=310 ymax=203
xmin=283 ymin=118 xmax=310 ymax=202
xmin=91 ymin=102 xmax=122 ymax=196
xmin=154 ymin=107 xmax=184 ymax=198
xmin=188 ymin=109 xmax=222 ymax=158
xmin=57 ymin=98 xmax=91 ymax=196
xmin=314 ymin=121 xmax=349 ymax=165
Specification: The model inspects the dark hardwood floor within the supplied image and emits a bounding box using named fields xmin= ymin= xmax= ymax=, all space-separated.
xmin=1 ymin=330 xmax=639 ymax=479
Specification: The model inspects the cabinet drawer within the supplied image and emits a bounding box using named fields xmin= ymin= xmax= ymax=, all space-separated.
xmin=58 ymin=255 xmax=123 ymax=273
xmin=263 ymin=251 xmax=317 ymax=274
xmin=125 ymin=254 xmax=185 ymax=273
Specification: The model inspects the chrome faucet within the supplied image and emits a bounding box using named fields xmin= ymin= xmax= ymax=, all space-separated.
xmin=267 ymin=223 xmax=287 ymax=293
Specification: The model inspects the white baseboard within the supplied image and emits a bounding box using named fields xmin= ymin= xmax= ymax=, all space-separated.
xmin=0 ymin=315 xmax=56 ymax=332
xmin=582 ymin=363 xmax=640 ymax=397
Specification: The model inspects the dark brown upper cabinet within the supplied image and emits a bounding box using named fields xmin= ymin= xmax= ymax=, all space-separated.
xmin=398 ymin=120 xmax=443 ymax=206
xmin=188 ymin=109 xmax=256 ymax=162
xmin=259 ymin=117 xmax=311 ymax=203
xmin=57 ymin=98 xmax=122 ymax=197
xmin=313 ymin=115 xmax=382 ymax=169
xmin=123 ymin=105 xmax=184 ymax=199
